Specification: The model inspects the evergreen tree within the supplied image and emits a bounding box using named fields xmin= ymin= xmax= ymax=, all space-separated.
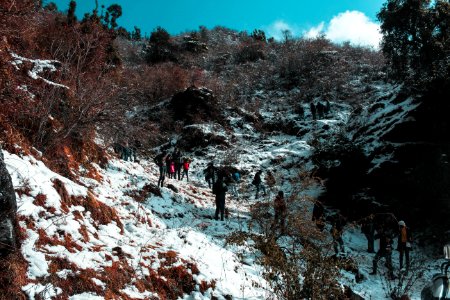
xmin=67 ymin=0 xmax=77 ymax=25
xmin=43 ymin=2 xmax=57 ymax=11
xmin=377 ymin=0 xmax=450 ymax=85
xmin=251 ymin=29 xmax=266 ymax=42
xmin=132 ymin=26 xmax=141 ymax=41
xmin=106 ymin=4 xmax=122 ymax=29
xmin=146 ymin=26 xmax=176 ymax=63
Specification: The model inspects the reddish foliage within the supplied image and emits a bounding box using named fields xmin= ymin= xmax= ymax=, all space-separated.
xmin=53 ymin=179 xmax=124 ymax=233
xmin=0 ymin=252 xmax=30 ymax=300
xmin=33 ymin=193 xmax=47 ymax=207
xmin=35 ymin=228 xmax=82 ymax=253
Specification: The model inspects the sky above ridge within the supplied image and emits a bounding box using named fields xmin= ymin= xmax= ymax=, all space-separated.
xmin=50 ymin=0 xmax=386 ymax=48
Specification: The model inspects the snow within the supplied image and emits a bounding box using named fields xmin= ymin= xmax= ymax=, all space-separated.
xmin=10 ymin=52 xmax=69 ymax=89
xmin=1 ymin=85 xmax=439 ymax=299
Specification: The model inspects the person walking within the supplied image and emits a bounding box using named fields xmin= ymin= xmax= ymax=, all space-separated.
xmin=181 ymin=157 xmax=191 ymax=182
xmin=172 ymin=148 xmax=182 ymax=180
xmin=154 ymin=151 xmax=167 ymax=187
xmin=397 ymin=220 xmax=412 ymax=271
xmin=213 ymin=172 xmax=228 ymax=221
xmin=331 ymin=221 xmax=345 ymax=255
xmin=252 ymin=170 xmax=266 ymax=199
xmin=310 ymin=102 xmax=317 ymax=120
xmin=229 ymin=170 xmax=240 ymax=198
xmin=204 ymin=162 xmax=216 ymax=189
xmin=265 ymin=170 xmax=276 ymax=191
xmin=273 ymin=191 xmax=287 ymax=234
xmin=165 ymin=154 xmax=173 ymax=179
xmin=169 ymin=160 xmax=176 ymax=179
xmin=370 ymin=228 xmax=395 ymax=279
xmin=361 ymin=215 xmax=376 ymax=253
xmin=312 ymin=201 xmax=325 ymax=231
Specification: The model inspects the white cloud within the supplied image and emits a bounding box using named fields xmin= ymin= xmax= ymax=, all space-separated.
xmin=264 ymin=20 xmax=298 ymax=41
xmin=265 ymin=11 xmax=381 ymax=48
xmin=303 ymin=22 xmax=325 ymax=39
xmin=325 ymin=10 xmax=381 ymax=48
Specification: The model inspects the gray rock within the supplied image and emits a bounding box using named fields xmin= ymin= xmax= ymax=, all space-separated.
xmin=0 ymin=150 xmax=18 ymax=255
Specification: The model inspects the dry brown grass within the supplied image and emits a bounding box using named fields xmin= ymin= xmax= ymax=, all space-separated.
xmin=0 ymin=252 xmax=30 ymax=300
xmin=53 ymin=179 xmax=124 ymax=233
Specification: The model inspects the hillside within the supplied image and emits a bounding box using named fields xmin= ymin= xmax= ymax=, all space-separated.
xmin=2 ymin=1 xmax=450 ymax=300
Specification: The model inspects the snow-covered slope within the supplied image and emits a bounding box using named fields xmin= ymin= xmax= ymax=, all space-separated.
xmin=2 ymin=87 xmax=443 ymax=300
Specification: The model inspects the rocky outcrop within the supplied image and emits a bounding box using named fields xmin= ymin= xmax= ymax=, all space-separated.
xmin=170 ymin=86 xmax=222 ymax=125
xmin=0 ymin=150 xmax=17 ymax=255
xmin=347 ymin=85 xmax=450 ymax=230
xmin=177 ymin=125 xmax=229 ymax=151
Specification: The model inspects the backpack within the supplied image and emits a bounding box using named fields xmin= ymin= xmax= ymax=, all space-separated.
xmin=153 ymin=154 xmax=163 ymax=166
xmin=232 ymin=172 xmax=240 ymax=182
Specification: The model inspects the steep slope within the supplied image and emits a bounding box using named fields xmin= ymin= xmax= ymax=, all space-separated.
xmin=348 ymin=83 xmax=450 ymax=232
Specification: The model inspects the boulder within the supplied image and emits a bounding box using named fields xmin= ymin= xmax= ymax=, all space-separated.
xmin=0 ymin=150 xmax=18 ymax=255
xmin=170 ymin=86 xmax=222 ymax=125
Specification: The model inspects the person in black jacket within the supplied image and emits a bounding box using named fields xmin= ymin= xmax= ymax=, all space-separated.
xmin=253 ymin=170 xmax=266 ymax=199
xmin=310 ymin=102 xmax=317 ymax=120
xmin=370 ymin=227 xmax=395 ymax=279
xmin=312 ymin=201 xmax=325 ymax=231
xmin=172 ymin=148 xmax=182 ymax=180
xmin=361 ymin=215 xmax=376 ymax=253
xmin=213 ymin=172 xmax=228 ymax=221
xmin=204 ymin=162 xmax=216 ymax=189
xmin=154 ymin=151 xmax=167 ymax=187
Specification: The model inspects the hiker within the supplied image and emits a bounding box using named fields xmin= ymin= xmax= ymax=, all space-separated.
xmin=213 ymin=172 xmax=228 ymax=221
xmin=154 ymin=151 xmax=167 ymax=187
xmin=331 ymin=221 xmax=345 ymax=254
xmin=312 ymin=201 xmax=325 ymax=231
xmin=310 ymin=102 xmax=317 ymax=120
xmin=181 ymin=157 xmax=191 ymax=182
xmin=252 ymin=170 xmax=266 ymax=199
xmin=229 ymin=170 xmax=240 ymax=198
xmin=204 ymin=162 xmax=216 ymax=189
xmin=129 ymin=139 xmax=142 ymax=162
xmin=265 ymin=170 xmax=276 ymax=190
xmin=325 ymin=100 xmax=331 ymax=116
xmin=298 ymin=105 xmax=305 ymax=119
xmin=397 ymin=220 xmax=412 ymax=271
xmin=316 ymin=102 xmax=325 ymax=119
xmin=169 ymin=160 xmax=175 ymax=179
xmin=172 ymin=148 xmax=182 ymax=180
xmin=370 ymin=228 xmax=395 ymax=279
xmin=165 ymin=154 xmax=173 ymax=179
xmin=273 ymin=191 xmax=287 ymax=234
xmin=361 ymin=215 xmax=376 ymax=253
xmin=125 ymin=141 xmax=134 ymax=161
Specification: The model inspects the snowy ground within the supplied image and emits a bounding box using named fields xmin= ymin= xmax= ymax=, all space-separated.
xmin=2 ymin=93 xmax=443 ymax=300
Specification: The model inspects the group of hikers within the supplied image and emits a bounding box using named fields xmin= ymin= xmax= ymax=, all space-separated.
xmin=153 ymin=148 xmax=192 ymax=187
xmin=364 ymin=217 xmax=413 ymax=279
xmin=114 ymin=140 xmax=142 ymax=162
xmin=314 ymin=202 xmax=413 ymax=279
xmin=150 ymin=148 xmax=413 ymax=279
xmin=206 ymin=165 xmax=284 ymax=223
xmin=309 ymin=100 xmax=331 ymax=120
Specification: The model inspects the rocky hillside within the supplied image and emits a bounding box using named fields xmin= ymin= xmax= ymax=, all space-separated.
xmin=2 ymin=2 xmax=450 ymax=299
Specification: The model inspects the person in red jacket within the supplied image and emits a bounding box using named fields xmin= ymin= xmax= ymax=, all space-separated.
xmin=181 ymin=158 xmax=191 ymax=182
xmin=397 ymin=220 xmax=412 ymax=271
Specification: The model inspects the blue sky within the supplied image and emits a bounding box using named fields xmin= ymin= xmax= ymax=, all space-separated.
xmin=50 ymin=0 xmax=386 ymax=47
